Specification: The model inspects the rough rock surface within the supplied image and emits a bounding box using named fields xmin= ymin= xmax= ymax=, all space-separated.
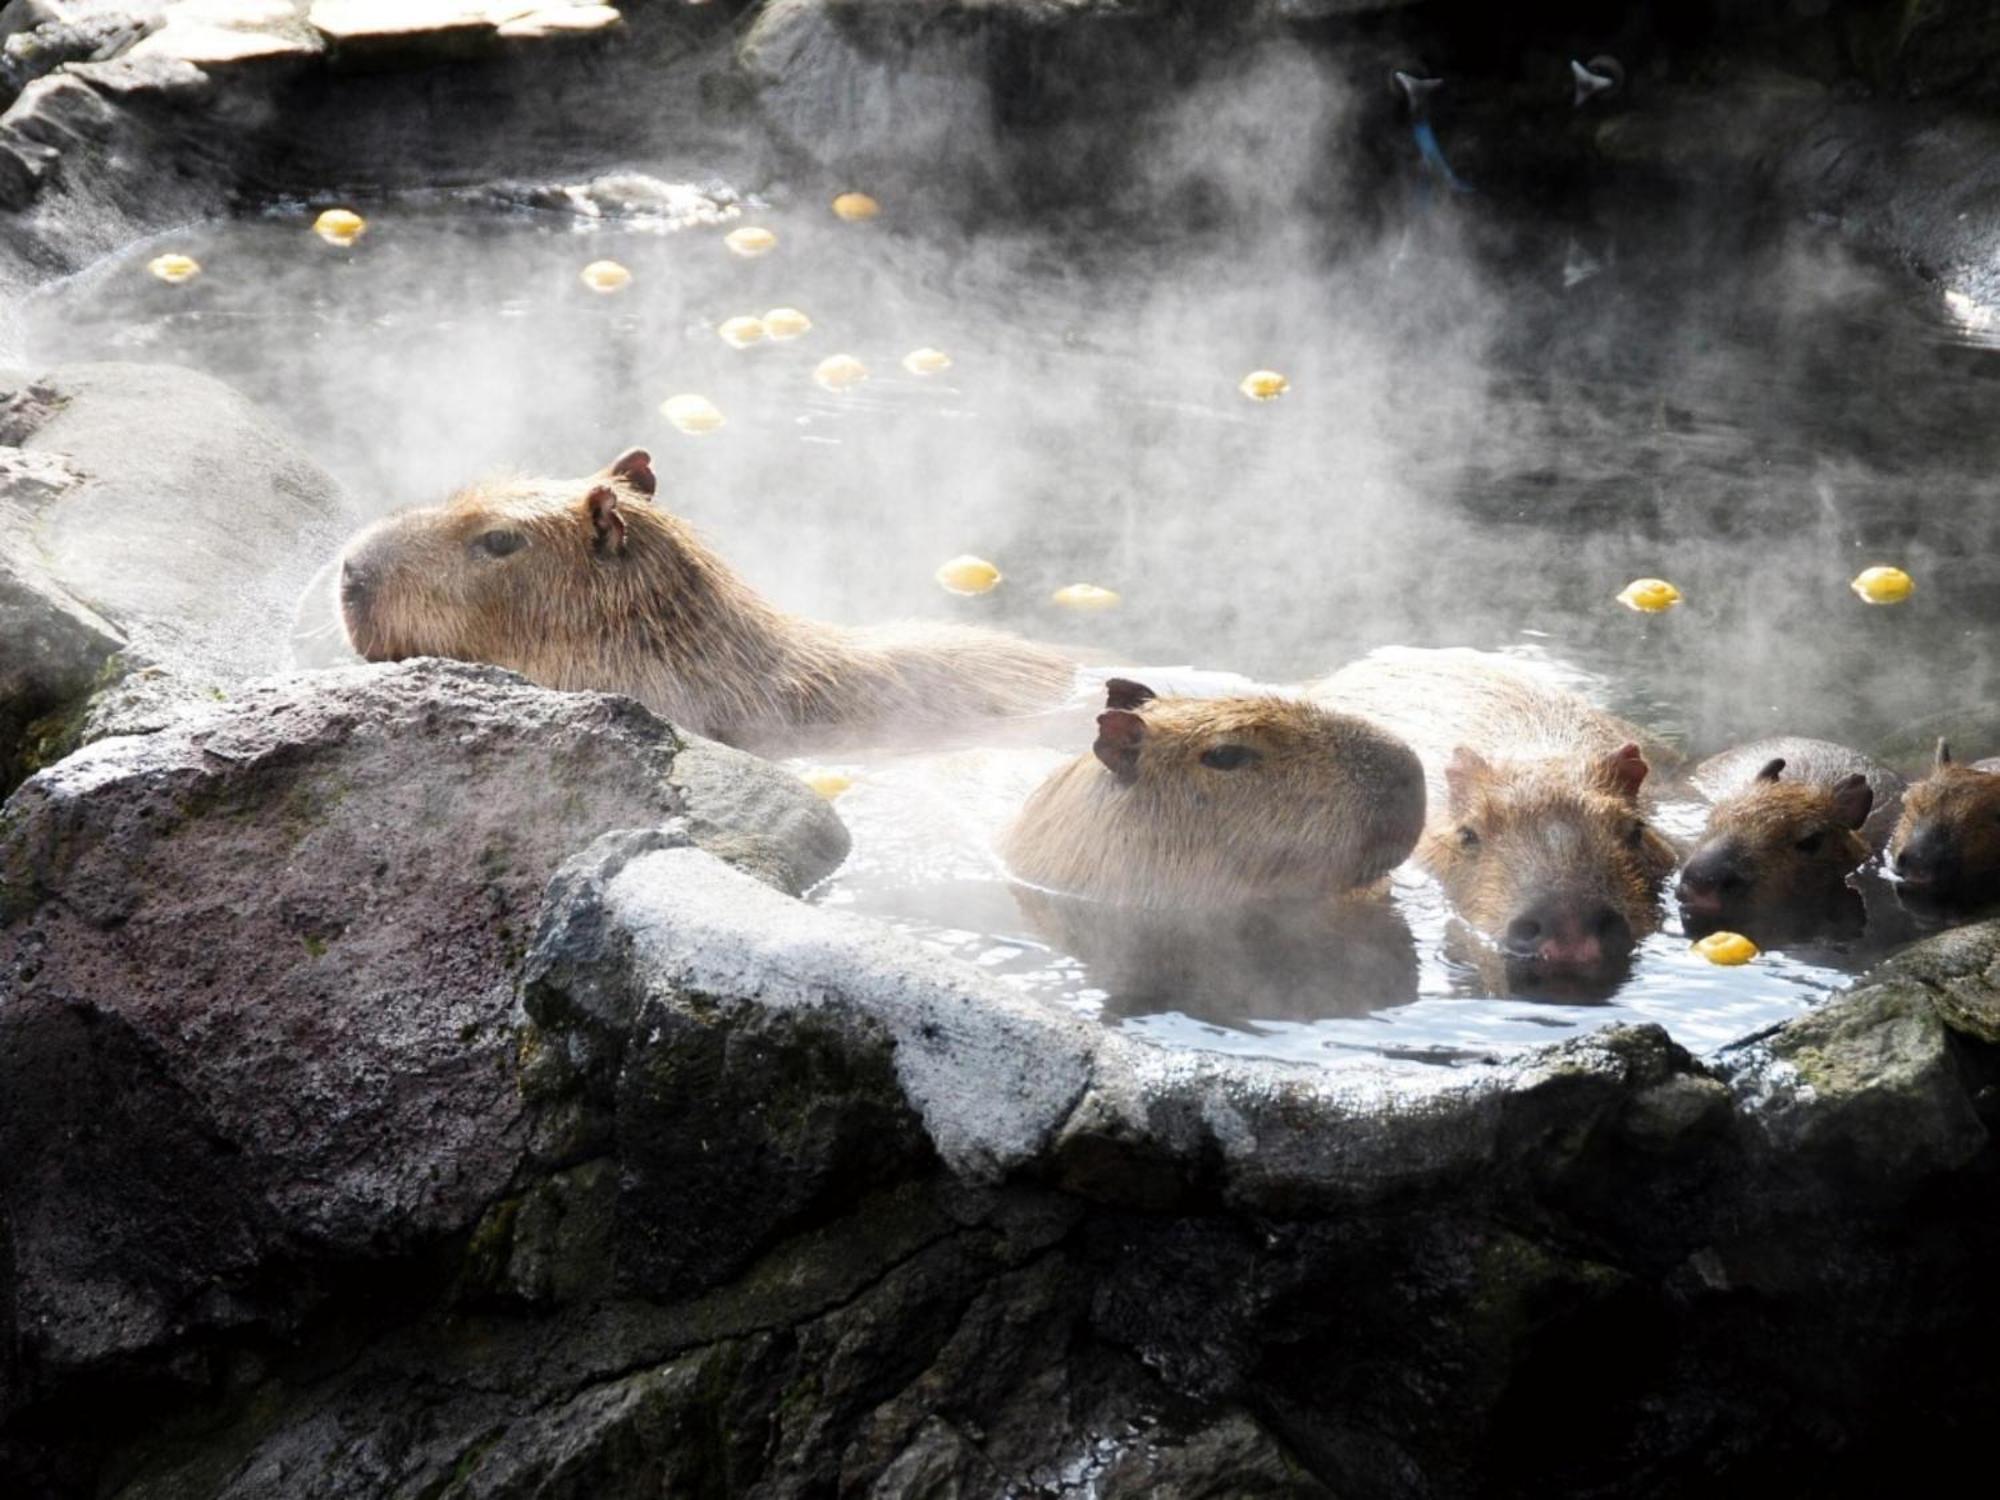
xmin=0 ymin=660 xmax=847 ymax=1458
xmin=0 ymin=362 xmax=358 ymax=792
xmin=8 ymin=780 xmax=2000 ymax=1495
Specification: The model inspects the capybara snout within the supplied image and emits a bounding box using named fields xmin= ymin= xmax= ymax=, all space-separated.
xmin=1502 ymin=892 xmax=1635 ymax=972
xmin=1423 ymin=741 xmax=1677 ymax=988
xmin=1676 ymin=748 xmax=1881 ymax=940
xmin=1888 ymin=740 xmax=2000 ymax=906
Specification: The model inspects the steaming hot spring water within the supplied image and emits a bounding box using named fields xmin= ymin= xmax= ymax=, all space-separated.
xmin=23 ymin=179 xmax=2000 ymax=1075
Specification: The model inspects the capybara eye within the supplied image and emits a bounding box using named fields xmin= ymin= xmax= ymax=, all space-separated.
xmin=477 ymin=529 xmax=526 ymax=559
xmin=1623 ymin=822 xmax=1647 ymax=849
xmin=1199 ymin=745 xmax=1260 ymax=771
xmin=1457 ymin=825 xmax=1481 ymax=850
xmin=1794 ymin=830 xmax=1827 ymax=855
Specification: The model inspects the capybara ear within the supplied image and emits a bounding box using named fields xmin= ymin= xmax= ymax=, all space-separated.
xmin=1755 ymin=757 xmax=1787 ymax=784
xmin=1094 ymin=710 xmax=1146 ymax=783
xmin=1936 ymin=737 xmax=1954 ymax=770
xmin=1104 ymin=678 xmax=1157 ymax=712
xmin=583 ymin=484 xmax=628 ymax=554
xmin=1831 ymin=773 xmax=1874 ymax=830
xmin=1443 ymin=746 xmax=1491 ymax=811
xmin=604 ymin=447 xmax=657 ymax=498
xmin=1601 ymin=743 xmax=1649 ymax=800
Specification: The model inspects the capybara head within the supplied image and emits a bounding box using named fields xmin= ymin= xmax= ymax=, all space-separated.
xmin=1001 ymin=679 xmax=1427 ymax=909
xmin=1420 ymin=742 xmax=1678 ymax=997
xmin=1677 ymin=758 xmax=1873 ymax=940
xmin=1888 ymin=740 xmax=2000 ymax=906
xmin=338 ymin=448 xmax=663 ymax=677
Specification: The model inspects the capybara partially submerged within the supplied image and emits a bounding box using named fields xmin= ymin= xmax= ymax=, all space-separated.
xmin=1000 ymin=679 xmax=1426 ymax=910
xmin=336 ymin=450 xmax=1078 ymax=752
xmin=1887 ymin=740 xmax=2000 ymax=906
xmin=1676 ymin=738 xmax=1902 ymax=943
xmin=1312 ymin=649 xmax=1679 ymax=996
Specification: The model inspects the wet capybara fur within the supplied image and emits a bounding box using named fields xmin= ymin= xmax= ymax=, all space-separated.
xmin=337 ymin=450 xmax=1078 ymax=752
xmin=1313 ymin=649 xmax=1679 ymax=996
xmin=1889 ymin=740 xmax=2000 ymax=907
xmin=1678 ymin=738 xmax=1897 ymax=943
xmin=1001 ymin=679 xmax=1427 ymax=910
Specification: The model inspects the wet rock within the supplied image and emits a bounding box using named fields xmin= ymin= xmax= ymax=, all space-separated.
xmin=469 ymin=170 xmax=739 ymax=227
xmin=522 ymin=837 xmax=1094 ymax=1193
xmin=0 ymin=659 xmax=842 ymax=1402
xmin=1863 ymin=916 xmax=2000 ymax=1046
xmin=1727 ymin=960 xmax=1989 ymax=1182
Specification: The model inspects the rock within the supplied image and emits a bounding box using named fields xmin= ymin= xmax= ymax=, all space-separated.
xmin=11 ymin=363 xmax=356 ymax=680
xmin=0 ymin=660 xmax=842 ymax=1398
xmin=737 ymin=0 xmax=1256 ymax=196
xmin=0 ymin=363 xmax=358 ymax=790
xmin=0 ymin=1 xmax=149 ymax=105
xmin=468 ymin=170 xmax=739 ymax=227
xmin=130 ymin=0 xmax=324 ymax=67
xmin=520 ymin=840 xmax=1096 ymax=1208
xmin=1858 ymin=916 xmax=2000 ymax=1046
xmin=308 ymin=0 xmax=622 ymax=66
xmin=1725 ymin=962 xmax=1989 ymax=1183
xmin=668 ymin=734 xmax=850 ymax=895
xmin=0 ymin=555 xmax=123 ymax=791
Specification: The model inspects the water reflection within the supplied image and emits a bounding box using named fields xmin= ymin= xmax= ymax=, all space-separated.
xmin=1011 ymin=887 xmax=1418 ymax=1024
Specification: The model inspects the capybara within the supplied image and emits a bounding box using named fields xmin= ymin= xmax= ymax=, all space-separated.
xmin=336 ymin=449 xmax=1078 ymax=752
xmin=1676 ymin=738 xmax=1902 ymax=942
xmin=1311 ymin=648 xmax=1679 ymax=995
xmin=999 ymin=678 xmax=1427 ymax=910
xmin=1887 ymin=740 xmax=2000 ymax=906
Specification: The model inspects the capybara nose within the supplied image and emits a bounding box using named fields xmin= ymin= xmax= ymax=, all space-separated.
xmin=1676 ymin=848 xmax=1747 ymax=914
xmin=1505 ymin=897 xmax=1631 ymax=970
xmin=1895 ymin=827 xmax=1954 ymax=888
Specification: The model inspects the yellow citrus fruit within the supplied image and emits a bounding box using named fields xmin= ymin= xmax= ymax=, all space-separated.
xmin=313 ymin=208 xmax=367 ymax=247
xmin=147 ymin=253 xmax=201 ymax=285
xmin=901 ymin=347 xmax=953 ymax=375
xmin=1850 ymin=566 xmax=1913 ymax=605
xmin=660 ymin=394 xmax=724 ymax=435
xmin=1051 ymin=584 xmax=1120 ymax=612
xmin=1693 ymin=931 xmax=1759 ymax=966
xmin=831 ymin=192 xmax=881 ymax=222
xmin=813 ymin=354 xmax=868 ymax=392
xmin=579 ymin=260 xmax=632 ymax=293
xmin=1239 ymin=369 xmax=1290 ymax=401
xmin=936 ymin=555 xmax=1002 ymax=595
xmin=1616 ymin=578 xmax=1682 ymax=613
xmin=800 ymin=768 xmax=853 ymax=800
xmin=724 ymin=225 xmax=777 ymax=257
xmin=718 ymin=316 xmax=767 ymax=348
xmin=763 ymin=306 xmax=812 ymax=340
